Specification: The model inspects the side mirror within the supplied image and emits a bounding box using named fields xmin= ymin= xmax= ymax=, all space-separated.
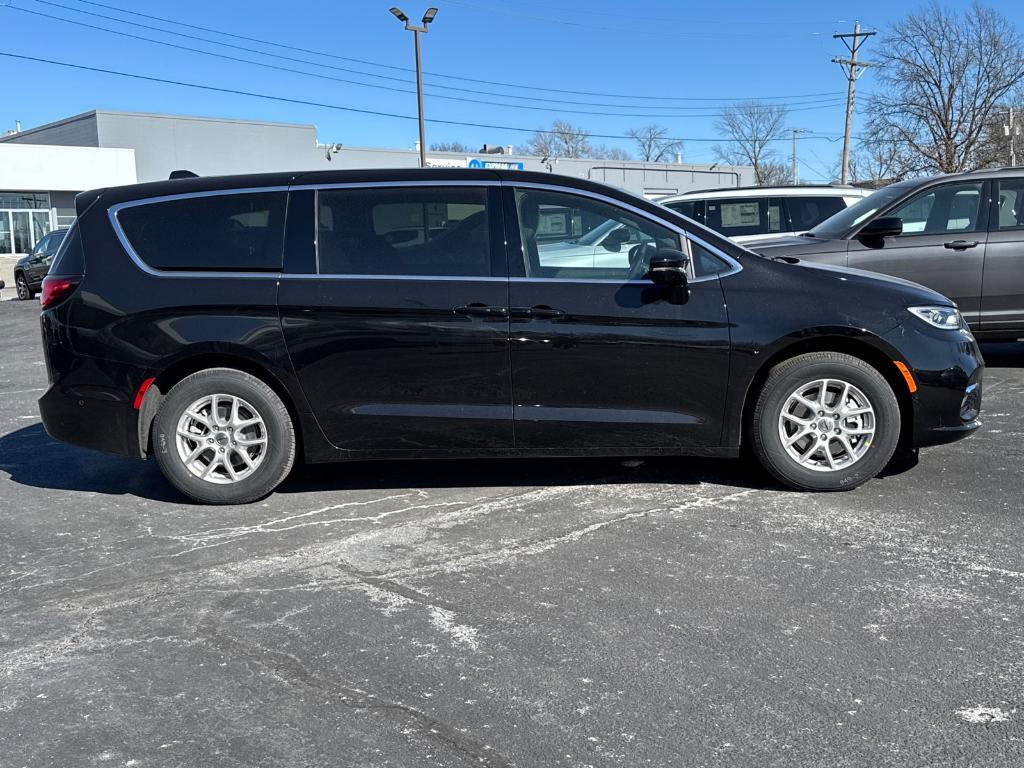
xmin=646 ymin=249 xmax=690 ymax=304
xmin=858 ymin=216 xmax=903 ymax=240
xmin=646 ymin=250 xmax=689 ymax=286
xmin=601 ymin=227 xmax=631 ymax=251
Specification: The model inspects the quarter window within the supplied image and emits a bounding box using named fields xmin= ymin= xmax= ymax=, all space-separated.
xmin=515 ymin=188 xmax=681 ymax=279
xmin=888 ymin=182 xmax=983 ymax=235
xmin=317 ymin=187 xmax=491 ymax=276
xmin=117 ymin=192 xmax=287 ymax=271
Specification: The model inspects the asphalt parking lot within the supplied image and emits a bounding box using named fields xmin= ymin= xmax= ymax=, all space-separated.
xmin=1 ymin=297 xmax=1023 ymax=767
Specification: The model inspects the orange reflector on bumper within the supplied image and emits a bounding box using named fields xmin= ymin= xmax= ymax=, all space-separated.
xmin=893 ymin=361 xmax=917 ymax=393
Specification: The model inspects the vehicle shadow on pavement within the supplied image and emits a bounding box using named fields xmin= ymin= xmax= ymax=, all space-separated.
xmin=1 ymin=422 xmax=924 ymax=502
xmin=279 ymin=455 xmax=777 ymax=495
xmin=0 ymin=422 xmax=179 ymax=502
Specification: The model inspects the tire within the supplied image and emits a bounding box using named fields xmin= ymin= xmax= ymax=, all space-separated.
xmin=152 ymin=368 xmax=296 ymax=504
xmin=15 ymin=274 xmax=33 ymax=301
xmin=750 ymin=352 xmax=900 ymax=492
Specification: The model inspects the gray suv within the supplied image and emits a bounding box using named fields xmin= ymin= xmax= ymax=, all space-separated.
xmin=750 ymin=169 xmax=1024 ymax=340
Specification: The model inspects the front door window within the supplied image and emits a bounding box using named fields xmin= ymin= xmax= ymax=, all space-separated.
xmin=889 ymin=182 xmax=983 ymax=235
xmin=515 ymin=188 xmax=681 ymax=279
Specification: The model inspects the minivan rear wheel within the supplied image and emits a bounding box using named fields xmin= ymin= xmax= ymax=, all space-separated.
xmin=750 ymin=352 xmax=900 ymax=491
xmin=153 ymin=368 xmax=295 ymax=504
xmin=15 ymin=273 xmax=33 ymax=301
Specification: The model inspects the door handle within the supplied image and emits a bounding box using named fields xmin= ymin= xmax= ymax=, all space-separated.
xmin=509 ymin=305 xmax=567 ymax=320
xmin=454 ymin=303 xmax=508 ymax=318
xmin=943 ymin=240 xmax=979 ymax=250
xmin=529 ymin=305 xmax=566 ymax=320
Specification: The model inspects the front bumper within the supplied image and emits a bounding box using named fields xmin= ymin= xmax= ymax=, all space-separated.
xmin=883 ymin=321 xmax=984 ymax=448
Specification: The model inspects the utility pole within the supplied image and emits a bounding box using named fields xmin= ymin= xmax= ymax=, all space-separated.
xmin=390 ymin=7 xmax=438 ymax=169
xmin=791 ymin=128 xmax=809 ymax=184
xmin=832 ymin=22 xmax=876 ymax=184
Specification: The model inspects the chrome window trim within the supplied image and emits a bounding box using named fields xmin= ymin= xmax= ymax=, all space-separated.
xmin=107 ymin=179 xmax=741 ymax=283
xmin=281 ymin=273 xmax=506 ymax=283
xmin=109 ymin=186 xmax=291 ymax=279
xmin=294 ymin=179 xmax=502 ymax=191
xmin=506 ymin=181 xmax=743 ymax=284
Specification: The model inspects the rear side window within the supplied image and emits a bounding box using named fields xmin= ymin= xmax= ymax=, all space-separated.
xmin=317 ymin=186 xmax=491 ymax=276
xmin=704 ymin=197 xmax=784 ymax=237
xmin=665 ymin=199 xmax=705 ymax=224
xmin=117 ymin=191 xmax=287 ymax=271
xmin=995 ymin=179 xmax=1024 ymax=230
xmin=787 ymin=196 xmax=847 ymax=232
xmin=49 ymin=222 xmax=84 ymax=275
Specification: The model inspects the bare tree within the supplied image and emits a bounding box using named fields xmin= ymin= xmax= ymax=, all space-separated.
xmin=429 ymin=141 xmax=471 ymax=152
xmin=713 ymin=101 xmax=789 ymax=185
xmin=527 ymin=121 xmax=592 ymax=159
xmin=975 ymin=95 xmax=1024 ymax=167
xmin=758 ymin=163 xmax=794 ymax=186
xmin=626 ymin=124 xmax=683 ymax=162
xmin=591 ymin=145 xmax=633 ymax=161
xmin=850 ymin=132 xmax=920 ymax=186
xmin=864 ymin=2 xmax=1024 ymax=173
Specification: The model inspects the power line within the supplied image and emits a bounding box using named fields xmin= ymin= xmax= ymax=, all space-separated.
xmin=53 ymin=0 xmax=847 ymax=103
xmin=6 ymin=3 xmax=846 ymax=119
xmin=29 ymin=0 xmax=846 ymax=112
xmin=0 ymin=50 xmax=850 ymax=144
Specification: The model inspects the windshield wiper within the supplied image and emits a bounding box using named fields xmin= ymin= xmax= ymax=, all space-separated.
xmin=800 ymin=232 xmax=817 ymax=238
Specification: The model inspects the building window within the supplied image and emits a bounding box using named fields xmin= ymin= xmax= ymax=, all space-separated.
xmin=0 ymin=191 xmax=50 ymax=209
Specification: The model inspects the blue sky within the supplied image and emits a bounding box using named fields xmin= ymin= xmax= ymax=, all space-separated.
xmin=2 ymin=0 xmax=1021 ymax=181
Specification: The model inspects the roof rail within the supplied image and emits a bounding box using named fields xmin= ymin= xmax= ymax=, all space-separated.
xmin=168 ymin=169 xmax=199 ymax=180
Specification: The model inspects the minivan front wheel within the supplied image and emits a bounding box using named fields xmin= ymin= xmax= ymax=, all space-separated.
xmin=751 ymin=352 xmax=900 ymax=491
xmin=153 ymin=368 xmax=295 ymax=504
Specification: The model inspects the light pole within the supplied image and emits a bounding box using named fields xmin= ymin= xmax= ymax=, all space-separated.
xmin=390 ymin=7 xmax=438 ymax=169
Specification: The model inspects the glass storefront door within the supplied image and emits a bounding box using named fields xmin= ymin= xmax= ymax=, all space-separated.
xmin=0 ymin=212 xmax=11 ymax=254
xmin=12 ymin=212 xmax=32 ymax=254
xmin=0 ymin=194 xmax=53 ymax=256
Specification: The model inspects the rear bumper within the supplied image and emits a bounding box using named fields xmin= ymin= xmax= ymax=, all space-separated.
xmin=39 ymin=382 xmax=139 ymax=457
xmin=38 ymin=308 xmax=143 ymax=458
xmin=883 ymin=322 xmax=984 ymax=449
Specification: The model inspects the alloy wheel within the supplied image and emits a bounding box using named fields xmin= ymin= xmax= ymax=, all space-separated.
xmin=777 ymin=378 xmax=876 ymax=472
xmin=175 ymin=394 xmax=268 ymax=484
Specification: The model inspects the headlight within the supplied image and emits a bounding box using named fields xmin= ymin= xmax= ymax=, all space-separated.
xmin=909 ymin=305 xmax=962 ymax=330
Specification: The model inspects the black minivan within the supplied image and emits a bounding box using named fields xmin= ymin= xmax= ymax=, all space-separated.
xmin=38 ymin=169 xmax=983 ymax=504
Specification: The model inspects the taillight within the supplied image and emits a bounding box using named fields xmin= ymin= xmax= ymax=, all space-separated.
xmin=40 ymin=275 xmax=81 ymax=309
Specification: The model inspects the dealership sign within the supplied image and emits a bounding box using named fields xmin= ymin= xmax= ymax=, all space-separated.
xmin=467 ymin=157 xmax=524 ymax=170
xmin=425 ymin=157 xmax=525 ymax=170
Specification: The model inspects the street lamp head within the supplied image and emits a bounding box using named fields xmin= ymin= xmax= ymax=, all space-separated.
xmin=389 ymin=7 xmax=409 ymax=22
xmin=422 ymin=7 xmax=438 ymax=24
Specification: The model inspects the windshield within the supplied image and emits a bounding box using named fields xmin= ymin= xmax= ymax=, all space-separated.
xmin=574 ymin=218 xmax=621 ymax=246
xmin=807 ymin=181 xmax=918 ymax=239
